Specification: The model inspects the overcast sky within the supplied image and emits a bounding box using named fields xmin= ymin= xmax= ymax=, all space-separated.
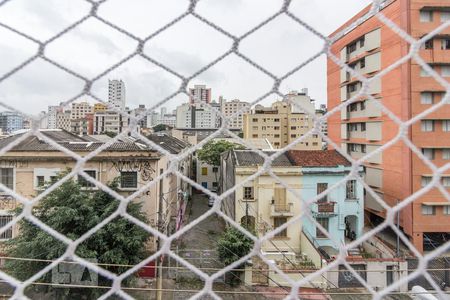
xmin=0 ymin=0 xmax=372 ymax=115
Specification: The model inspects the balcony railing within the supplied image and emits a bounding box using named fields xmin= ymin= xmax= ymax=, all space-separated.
xmin=313 ymin=201 xmax=337 ymax=217
xmin=270 ymin=202 xmax=294 ymax=216
xmin=317 ymin=201 xmax=336 ymax=213
xmin=274 ymin=204 xmax=291 ymax=212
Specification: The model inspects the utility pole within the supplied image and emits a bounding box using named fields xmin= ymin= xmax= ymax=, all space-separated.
xmin=245 ymin=202 xmax=249 ymax=229
xmin=396 ymin=199 xmax=400 ymax=257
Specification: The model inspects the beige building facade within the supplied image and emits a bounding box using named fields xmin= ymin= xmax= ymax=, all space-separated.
xmin=243 ymin=98 xmax=322 ymax=150
xmin=0 ymin=130 xmax=191 ymax=252
xmin=70 ymin=102 xmax=94 ymax=120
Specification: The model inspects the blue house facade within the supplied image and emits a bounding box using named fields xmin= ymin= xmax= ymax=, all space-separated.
xmin=287 ymin=151 xmax=364 ymax=253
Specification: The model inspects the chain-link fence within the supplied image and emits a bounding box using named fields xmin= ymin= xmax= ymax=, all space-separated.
xmin=0 ymin=0 xmax=449 ymax=299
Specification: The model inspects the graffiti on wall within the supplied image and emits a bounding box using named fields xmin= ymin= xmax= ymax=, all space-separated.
xmin=0 ymin=195 xmax=16 ymax=210
xmin=112 ymin=160 xmax=155 ymax=181
xmin=0 ymin=160 xmax=29 ymax=168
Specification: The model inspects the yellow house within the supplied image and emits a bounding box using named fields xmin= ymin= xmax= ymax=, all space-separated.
xmin=0 ymin=130 xmax=191 ymax=252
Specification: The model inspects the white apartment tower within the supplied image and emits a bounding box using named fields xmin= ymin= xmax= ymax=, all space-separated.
xmin=220 ymin=98 xmax=250 ymax=129
xmin=47 ymin=104 xmax=64 ymax=129
xmin=108 ymin=79 xmax=126 ymax=110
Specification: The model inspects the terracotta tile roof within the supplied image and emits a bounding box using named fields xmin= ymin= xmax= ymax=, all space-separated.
xmin=286 ymin=150 xmax=351 ymax=167
xmin=0 ymin=130 xmax=187 ymax=153
xmin=233 ymin=150 xmax=293 ymax=167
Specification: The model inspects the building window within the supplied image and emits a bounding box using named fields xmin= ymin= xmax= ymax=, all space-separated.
xmin=36 ymin=176 xmax=45 ymax=188
xmin=441 ymin=11 xmax=450 ymax=22
xmin=360 ymin=101 xmax=366 ymax=110
xmin=274 ymin=126 xmax=280 ymax=130
xmin=361 ymin=123 xmax=366 ymax=131
xmin=252 ymin=126 xmax=258 ymax=130
xmin=421 ymin=176 xmax=432 ymax=187
xmin=360 ymin=57 xmax=365 ymax=68
xmin=252 ymin=118 xmax=258 ymax=122
xmin=274 ymin=217 xmax=287 ymax=237
xmin=78 ymin=170 xmax=96 ymax=188
xmin=243 ymin=186 xmax=254 ymax=200
xmin=423 ymin=39 xmax=433 ymax=49
xmin=420 ymin=67 xmax=431 ymax=77
xmin=347 ymin=83 xmax=358 ymax=93
xmin=443 ymin=120 xmax=450 ymax=132
xmin=421 ymin=205 xmax=435 ymax=215
xmin=274 ymin=118 xmax=280 ymax=122
xmin=443 ymin=177 xmax=450 ymax=187
xmin=201 ymin=167 xmax=208 ymax=176
xmin=290 ymin=134 xmax=296 ymax=138
xmin=359 ymin=37 xmax=365 ymax=48
xmin=442 ymin=66 xmax=450 ymax=77
xmin=0 ymin=216 xmax=12 ymax=239
xmin=444 ymin=206 xmax=450 ymax=215
xmin=50 ymin=176 xmax=58 ymax=184
xmin=290 ymin=126 xmax=296 ymax=130
xmin=316 ymin=218 xmax=329 ymax=238
xmin=420 ymin=92 xmax=433 ymax=104
xmin=317 ymin=183 xmax=328 ymax=202
xmin=120 ymin=172 xmax=138 ymax=189
xmin=361 ymin=144 xmax=366 ymax=153
xmin=252 ymin=134 xmax=258 ymax=138
xmin=443 ymin=149 xmax=450 ymax=160
xmin=420 ymin=10 xmax=433 ymax=22
xmin=347 ymin=42 xmax=357 ymax=53
xmin=346 ymin=180 xmax=357 ymax=199
xmin=422 ymin=148 xmax=435 ymax=160
xmin=0 ymin=168 xmax=13 ymax=191
xmin=212 ymin=167 xmax=218 ymax=173
xmin=441 ymin=39 xmax=450 ymax=50
xmin=421 ymin=120 xmax=434 ymax=132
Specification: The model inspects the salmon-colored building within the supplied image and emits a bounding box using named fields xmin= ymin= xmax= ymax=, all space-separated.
xmin=327 ymin=0 xmax=450 ymax=253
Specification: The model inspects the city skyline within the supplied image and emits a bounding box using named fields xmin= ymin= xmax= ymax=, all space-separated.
xmin=0 ymin=0 xmax=371 ymax=115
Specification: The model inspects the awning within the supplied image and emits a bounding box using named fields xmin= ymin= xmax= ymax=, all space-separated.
xmin=422 ymin=202 xmax=450 ymax=206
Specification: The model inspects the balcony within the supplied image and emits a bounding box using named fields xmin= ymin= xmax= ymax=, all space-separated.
xmin=270 ymin=202 xmax=294 ymax=217
xmin=312 ymin=201 xmax=337 ymax=217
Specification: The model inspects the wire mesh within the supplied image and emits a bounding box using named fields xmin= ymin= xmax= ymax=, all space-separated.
xmin=0 ymin=0 xmax=448 ymax=299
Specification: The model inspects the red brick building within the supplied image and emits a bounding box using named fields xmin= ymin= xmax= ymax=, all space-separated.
xmin=327 ymin=0 xmax=450 ymax=253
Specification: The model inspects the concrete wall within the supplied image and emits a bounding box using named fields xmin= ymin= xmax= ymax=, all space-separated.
xmin=326 ymin=259 xmax=408 ymax=292
xmin=196 ymin=158 xmax=218 ymax=191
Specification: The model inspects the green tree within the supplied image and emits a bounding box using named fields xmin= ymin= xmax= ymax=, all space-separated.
xmin=217 ymin=226 xmax=254 ymax=285
xmin=153 ymin=124 xmax=168 ymax=132
xmin=5 ymin=177 xmax=150 ymax=298
xmin=197 ymin=140 xmax=244 ymax=167
xmin=197 ymin=140 xmax=244 ymax=189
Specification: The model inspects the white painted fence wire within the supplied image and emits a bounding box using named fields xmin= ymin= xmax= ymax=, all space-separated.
xmin=0 ymin=0 xmax=448 ymax=299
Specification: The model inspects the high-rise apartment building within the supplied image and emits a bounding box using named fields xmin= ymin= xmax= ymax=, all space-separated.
xmin=327 ymin=0 xmax=450 ymax=252
xmin=108 ymin=79 xmax=126 ymax=110
xmin=56 ymin=111 xmax=71 ymax=131
xmin=243 ymin=92 xmax=322 ymax=150
xmin=0 ymin=111 xmax=24 ymax=134
xmin=220 ymin=98 xmax=250 ymax=129
xmin=93 ymin=111 xmax=130 ymax=135
xmin=47 ymin=104 xmax=64 ymax=129
xmin=189 ymin=85 xmax=211 ymax=105
xmin=176 ymin=102 xmax=220 ymax=129
xmin=70 ymin=102 xmax=94 ymax=120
